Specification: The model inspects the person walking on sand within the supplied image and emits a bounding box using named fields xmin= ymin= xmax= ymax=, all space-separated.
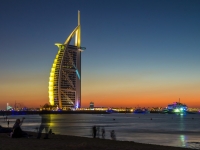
xmin=92 ymin=125 xmax=97 ymax=138
xmin=37 ymin=110 xmax=51 ymax=139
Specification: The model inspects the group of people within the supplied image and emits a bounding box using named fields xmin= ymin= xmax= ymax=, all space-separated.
xmin=92 ymin=126 xmax=105 ymax=138
xmin=92 ymin=125 xmax=116 ymax=140
xmin=8 ymin=111 xmax=53 ymax=139
xmin=3 ymin=113 xmax=117 ymax=140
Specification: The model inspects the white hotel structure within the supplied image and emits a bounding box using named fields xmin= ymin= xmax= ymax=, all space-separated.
xmin=48 ymin=11 xmax=84 ymax=109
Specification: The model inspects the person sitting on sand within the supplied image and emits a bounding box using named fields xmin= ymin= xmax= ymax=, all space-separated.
xmin=11 ymin=117 xmax=28 ymax=138
xmin=48 ymin=129 xmax=55 ymax=135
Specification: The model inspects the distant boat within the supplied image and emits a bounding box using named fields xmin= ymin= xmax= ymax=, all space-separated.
xmin=133 ymin=108 xmax=149 ymax=114
xmin=106 ymin=108 xmax=118 ymax=113
xmin=163 ymin=100 xmax=187 ymax=114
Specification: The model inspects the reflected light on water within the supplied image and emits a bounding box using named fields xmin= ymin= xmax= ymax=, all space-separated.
xmin=1 ymin=113 xmax=200 ymax=149
xmin=180 ymin=135 xmax=187 ymax=147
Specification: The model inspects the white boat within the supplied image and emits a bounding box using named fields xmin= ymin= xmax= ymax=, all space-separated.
xmin=164 ymin=99 xmax=187 ymax=113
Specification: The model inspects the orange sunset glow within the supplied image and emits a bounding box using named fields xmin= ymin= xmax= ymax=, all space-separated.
xmin=1 ymin=1 xmax=200 ymax=109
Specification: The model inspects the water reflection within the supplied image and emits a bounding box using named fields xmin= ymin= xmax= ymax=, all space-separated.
xmin=1 ymin=113 xmax=200 ymax=148
xmin=179 ymin=114 xmax=185 ymax=131
xmin=180 ymin=135 xmax=187 ymax=147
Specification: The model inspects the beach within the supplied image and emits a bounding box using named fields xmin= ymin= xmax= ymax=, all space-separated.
xmin=0 ymin=132 xmax=195 ymax=150
xmin=1 ymin=113 xmax=200 ymax=149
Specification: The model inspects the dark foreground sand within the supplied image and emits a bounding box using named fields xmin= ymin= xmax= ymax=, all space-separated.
xmin=0 ymin=132 xmax=194 ymax=150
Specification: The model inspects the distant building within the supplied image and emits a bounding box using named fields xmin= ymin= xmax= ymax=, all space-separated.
xmin=48 ymin=11 xmax=85 ymax=110
xmin=6 ymin=103 xmax=12 ymax=111
xmin=89 ymin=102 xmax=94 ymax=110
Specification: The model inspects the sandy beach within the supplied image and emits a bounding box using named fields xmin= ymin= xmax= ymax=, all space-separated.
xmin=0 ymin=132 xmax=195 ymax=150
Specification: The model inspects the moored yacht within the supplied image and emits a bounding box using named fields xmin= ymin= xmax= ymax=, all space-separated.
xmin=163 ymin=99 xmax=187 ymax=114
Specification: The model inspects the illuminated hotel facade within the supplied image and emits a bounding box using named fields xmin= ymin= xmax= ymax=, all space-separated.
xmin=48 ymin=11 xmax=84 ymax=109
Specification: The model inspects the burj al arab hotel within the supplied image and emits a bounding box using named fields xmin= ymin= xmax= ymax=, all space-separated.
xmin=48 ymin=11 xmax=84 ymax=110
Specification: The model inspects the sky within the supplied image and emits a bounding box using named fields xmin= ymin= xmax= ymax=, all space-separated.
xmin=0 ymin=0 xmax=200 ymax=109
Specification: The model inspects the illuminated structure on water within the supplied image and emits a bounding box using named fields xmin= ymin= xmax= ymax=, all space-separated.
xmin=163 ymin=99 xmax=188 ymax=114
xmin=167 ymin=101 xmax=187 ymax=113
xmin=48 ymin=11 xmax=84 ymax=109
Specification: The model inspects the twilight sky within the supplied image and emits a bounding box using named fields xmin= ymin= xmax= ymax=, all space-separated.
xmin=0 ymin=0 xmax=200 ymax=109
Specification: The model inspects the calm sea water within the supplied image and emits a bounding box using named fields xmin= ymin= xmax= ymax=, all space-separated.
xmin=1 ymin=113 xmax=200 ymax=149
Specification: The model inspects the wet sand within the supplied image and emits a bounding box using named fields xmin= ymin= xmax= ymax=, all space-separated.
xmin=0 ymin=132 xmax=195 ymax=150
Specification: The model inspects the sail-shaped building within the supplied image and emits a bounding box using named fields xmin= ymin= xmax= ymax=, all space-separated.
xmin=48 ymin=11 xmax=84 ymax=110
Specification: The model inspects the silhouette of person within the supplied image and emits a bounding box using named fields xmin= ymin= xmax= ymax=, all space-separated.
xmin=7 ymin=120 xmax=9 ymax=127
xmin=96 ymin=126 xmax=100 ymax=138
xmin=49 ymin=129 xmax=52 ymax=134
xmin=12 ymin=117 xmax=28 ymax=138
xmin=101 ymin=127 xmax=105 ymax=139
xmin=110 ymin=130 xmax=116 ymax=140
xmin=92 ymin=126 xmax=97 ymax=138
xmin=37 ymin=110 xmax=51 ymax=139
xmin=48 ymin=129 xmax=55 ymax=134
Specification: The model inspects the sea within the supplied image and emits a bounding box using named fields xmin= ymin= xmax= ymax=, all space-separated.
xmin=1 ymin=113 xmax=200 ymax=149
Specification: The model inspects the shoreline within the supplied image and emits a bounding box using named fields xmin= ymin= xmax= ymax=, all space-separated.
xmin=0 ymin=132 xmax=195 ymax=150
xmin=0 ymin=110 xmax=109 ymax=115
xmin=0 ymin=110 xmax=199 ymax=115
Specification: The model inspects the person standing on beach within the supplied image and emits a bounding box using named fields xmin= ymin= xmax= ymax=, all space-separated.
xmin=37 ymin=110 xmax=51 ymax=139
xmin=7 ymin=120 xmax=9 ymax=127
xmin=96 ymin=126 xmax=100 ymax=138
xmin=110 ymin=130 xmax=116 ymax=140
xmin=92 ymin=126 xmax=97 ymax=138
xmin=101 ymin=127 xmax=105 ymax=139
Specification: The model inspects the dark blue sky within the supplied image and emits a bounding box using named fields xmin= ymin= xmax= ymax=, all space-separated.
xmin=0 ymin=0 xmax=200 ymax=108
